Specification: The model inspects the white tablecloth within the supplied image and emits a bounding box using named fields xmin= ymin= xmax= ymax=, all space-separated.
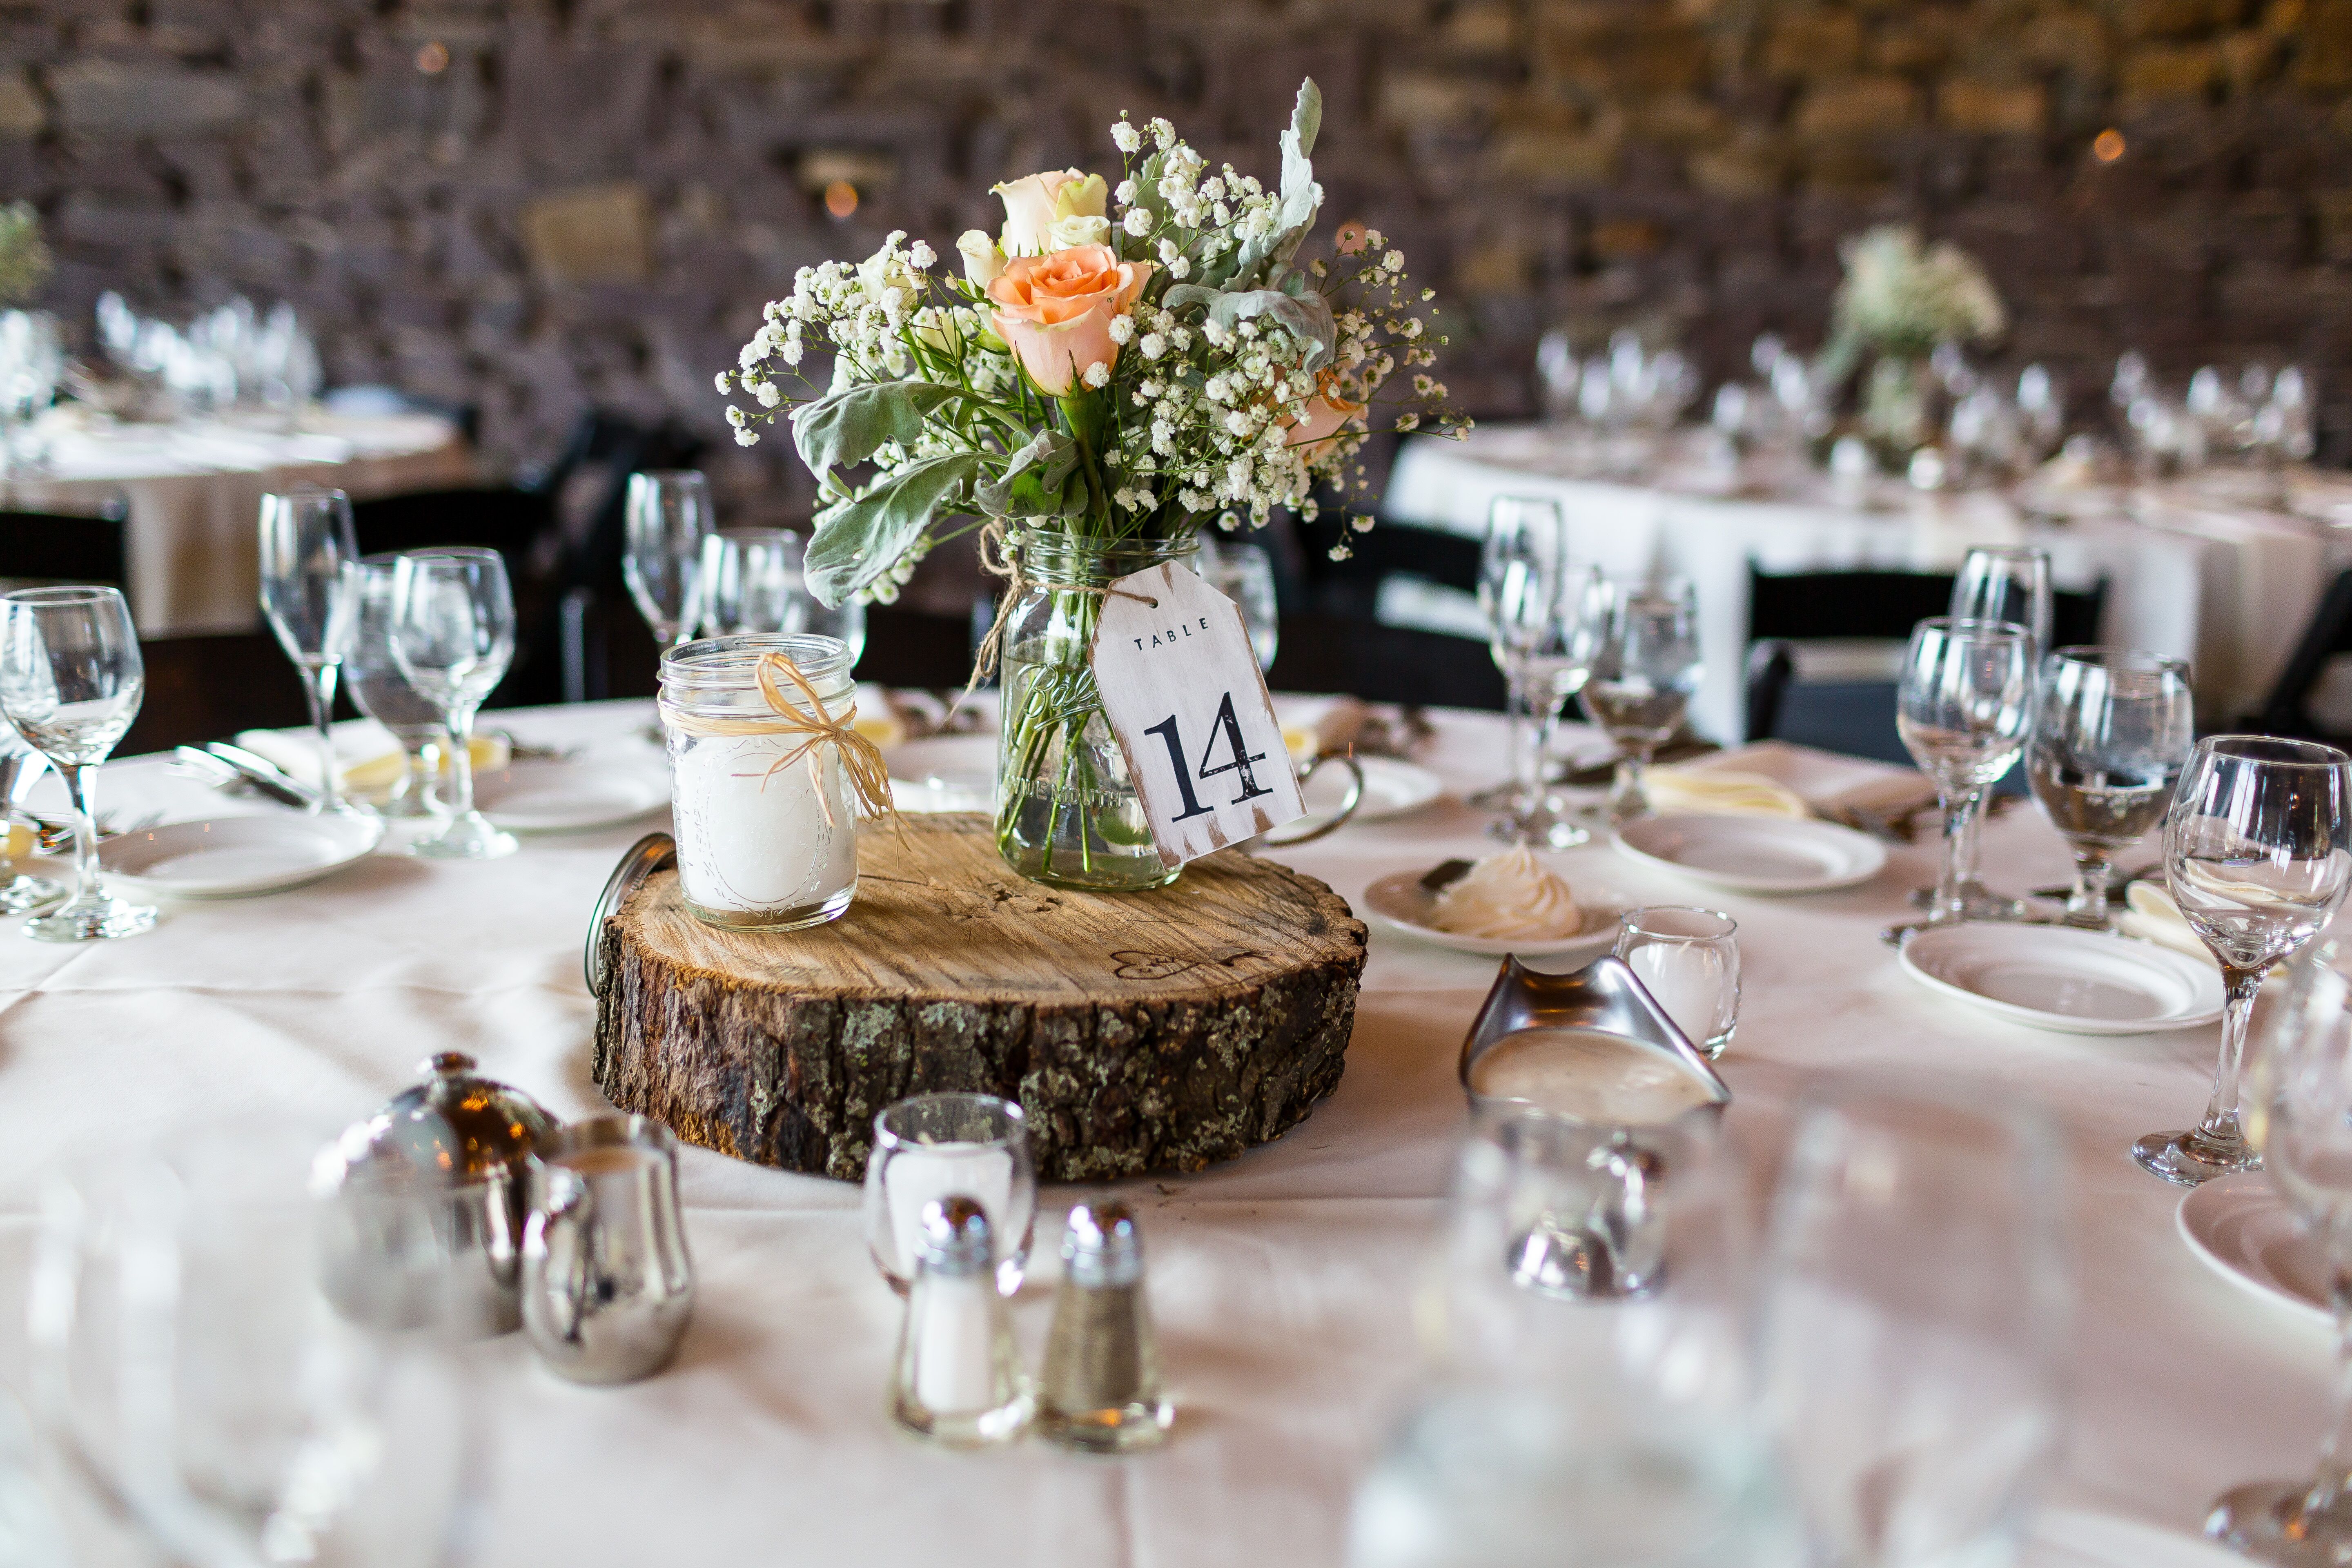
xmin=0 ymin=411 xmax=474 ymax=637
xmin=1385 ymin=425 xmax=2344 ymax=741
xmin=0 ymin=700 xmax=2323 ymax=1564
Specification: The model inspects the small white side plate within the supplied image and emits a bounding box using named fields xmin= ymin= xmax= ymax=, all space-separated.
xmin=475 ymin=760 xmax=669 ymax=833
xmin=2025 ymin=1508 xmax=2252 ymax=1568
xmin=1899 ymin=923 xmax=2225 ymax=1035
xmin=1363 ymin=868 xmax=1628 ymax=959
xmin=1335 ymin=758 xmax=1445 ymax=823
xmin=2177 ymin=1176 xmax=2330 ymax=1329
xmin=1612 ymin=813 xmax=1885 ymax=893
xmin=99 ymin=814 xmax=384 ymax=898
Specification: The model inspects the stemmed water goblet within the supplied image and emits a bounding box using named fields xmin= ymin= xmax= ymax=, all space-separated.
xmin=0 ymin=586 xmax=156 ymax=941
xmin=2209 ymin=944 xmax=2352 ymax=1564
xmin=257 ymin=487 xmax=362 ymax=816
xmin=697 ymin=529 xmax=802 ymax=636
xmin=344 ymin=555 xmax=447 ymax=819
xmin=1896 ymin=617 xmax=2035 ymax=929
xmin=1471 ymin=496 xmax=1562 ymax=813
xmin=390 ymin=549 xmax=517 ymax=862
xmin=623 ymin=470 xmax=713 ymax=651
xmin=1582 ymin=577 xmax=1700 ymax=822
xmin=1197 ymin=538 xmax=1281 ymax=671
xmin=1478 ymin=498 xmax=1604 ymax=847
xmin=2134 ymin=735 xmax=2352 ymax=1186
xmin=2026 ymin=647 xmax=2194 ymax=930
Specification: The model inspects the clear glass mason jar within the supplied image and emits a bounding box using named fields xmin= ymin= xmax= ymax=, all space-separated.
xmin=659 ymin=633 xmax=858 ymax=931
xmin=995 ymin=532 xmax=1196 ymax=891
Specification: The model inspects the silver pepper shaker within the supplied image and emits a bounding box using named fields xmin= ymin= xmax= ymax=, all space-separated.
xmin=890 ymin=1196 xmax=1033 ymax=1447
xmin=1038 ymin=1200 xmax=1172 ymax=1452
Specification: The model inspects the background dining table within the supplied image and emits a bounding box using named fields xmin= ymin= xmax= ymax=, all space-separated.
xmin=0 ymin=697 xmax=2320 ymax=1565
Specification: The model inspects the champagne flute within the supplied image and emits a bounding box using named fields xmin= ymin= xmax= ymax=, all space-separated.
xmin=1472 ymin=496 xmax=1565 ymax=812
xmin=2135 ymin=736 xmax=2352 ymax=1185
xmin=2026 ymin=648 xmax=2194 ymax=930
xmin=0 ymin=586 xmax=156 ymax=942
xmin=623 ymin=470 xmax=713 ymax=650
xmin=1896 ymin=618 xmax=2034 ymax=929
xmin=258 ymin=488 xmax=361 ymax=815
xmin=1760 ymin=1083 xmax=2067 ymax=1568
xmin=343 ymin=555 xmax=446 ymax=819
xmin=697 ymin=529 xmax=802 ymax=636
xmin=390 ymin=549 xmax=517 ymax=862
xmin=1923 ymin=546 xmax=2055 ymax=919
xmin=1583 ymin=577 xmax=1701 ymax=822
xmin=2213 ymin=944 xmax=2352 ymax=1563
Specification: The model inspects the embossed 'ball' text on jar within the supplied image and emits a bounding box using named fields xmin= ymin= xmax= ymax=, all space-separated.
xmin=659 ymin=633 xmax=858 ymax=932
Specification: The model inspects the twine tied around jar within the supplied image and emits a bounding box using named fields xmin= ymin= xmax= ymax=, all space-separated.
xmin=659 ymin=653 xmax=896 ymax=830
xmin=966 ymin=519 xmax=1163 ymax=690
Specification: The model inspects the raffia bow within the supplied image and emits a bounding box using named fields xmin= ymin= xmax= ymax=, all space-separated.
xmin=658 ymin=653 xmax=897 ymax=830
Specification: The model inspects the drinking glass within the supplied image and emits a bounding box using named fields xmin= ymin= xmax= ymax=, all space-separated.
xmin=697 ymin=529 xmax=802 ymax=636
xmin=390 ymin=549 xmax=517 ymax=861
xmin=1479 ymin=499 xmax=1605 ymax=848
xmin=1583 ymin=577 xmax=1700 ymax=822
xmin=1198 ymin=539 xmax=1280 ymax=671
xmin=0 ymin=586 xmax=156 ymax=941
xmin=2212 ymin=944 xmax=2352 ymax=1563
xmin=622 ymin=470 xmax=713 ymax=649
xmin=0 ymin=724 xmax=62 ymax=913
xmin=1613 ymin=907 xmax=1740 ymax=1058
xmin=862 ymin=1093 xmax=1037 ymax=1298
xmin=257 ymin=487 xmax=361 ymax=815
xmin=1921 ymin=546 xmax=2055 ymax=918
xmin=1760 ymin=1083 xmax=2068 ymax=1568
xmin=2135 ymin=736 xmax=2352 ymax=1185
xmin=343 ymin=555 xmax=446 ymax=819
xmin=1897 ymin=617 xmax=2035 ymax=929
xmin=2026 ymin=648 xmax=2194 ymax=930
xmin=1474 ymin=496 xmax=1565 ymax=813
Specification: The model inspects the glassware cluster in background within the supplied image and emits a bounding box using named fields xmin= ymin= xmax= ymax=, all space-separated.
xmin=0 ymin=308 xmax=62 ymax=476
xmin=89 ymin=290 xmax=323 ymax=426
xmin=624 ymin=471 xmax=870 ymax=668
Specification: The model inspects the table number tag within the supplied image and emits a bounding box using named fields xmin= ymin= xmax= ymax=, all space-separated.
xmin=1091 ymin=560 xmax=1306 ymax=869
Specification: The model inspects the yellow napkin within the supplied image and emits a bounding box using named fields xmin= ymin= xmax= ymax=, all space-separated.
xmin=851 ymin=683 xmax=908 ymax=751
xmin=1 ymin=823 xmax=32 ymax=861
xmin=2120 ymin=881 xmax=2218 ymax=966
xmin=1641 ymin=766 xmax=1810 ymax=820
xmin=1283 ymin=696 xmax=1369 ymax=761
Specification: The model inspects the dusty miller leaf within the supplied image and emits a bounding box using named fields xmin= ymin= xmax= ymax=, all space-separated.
xmin=804 ymin=451 xmax=982 ymax=607
xmin=789 ymin=381 xmax=960 ymax=483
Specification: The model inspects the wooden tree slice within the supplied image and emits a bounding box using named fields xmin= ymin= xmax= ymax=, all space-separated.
xmin=591 ymin=813 xmax=1368 ymax=1181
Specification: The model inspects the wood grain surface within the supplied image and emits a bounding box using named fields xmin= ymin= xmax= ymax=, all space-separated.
xmin=591 ymin=813 xmax=1369 ymax=1180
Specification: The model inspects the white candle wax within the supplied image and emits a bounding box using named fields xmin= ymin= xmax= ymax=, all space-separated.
xmin=670 ymin=733 xmax=855 ymax=915
xmin=884 ymin=1142 xmax=1015 ymax=1281
xmin=1627 ymin=941 xmax=1732 ymax=1045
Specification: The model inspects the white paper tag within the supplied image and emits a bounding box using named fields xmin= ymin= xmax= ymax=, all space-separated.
xmin=1091 ymin=560 xmax=1307 ymax=868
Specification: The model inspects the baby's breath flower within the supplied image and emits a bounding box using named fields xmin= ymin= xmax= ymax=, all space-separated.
xmin=1383 ymin=250 xmax=1405 ymax=273
xmin=1396 ymin=412 xmax=1419 ymax=432
xmin=1108 ymin=314 xmax=1136 ymax=346
xmin=1116 ymin=178 xmax=1138 ymax=205
xmin=735 ymin=428 xmax=759 ymax=447
xmin=1149 ymin=117 xmax=1175 ymax=150
xmin=1167 ymin=256 xmax=1190 ymax=279
xmin=755 ymin=381 xmax=783 ymax=407
xmin=1123 ymin=208 xmax=1152 ymax=238
xmin=1111 ymin=117 xmax=1142 ymax=155
xmin=725 ymin=405 xmax=747 ymax=427
xmin=1083 ymin=361 xmax=1111 ymax=389
xmin=1139 ymin=332 xmax=1167 ymax=361
xmin=714 ymin=370 xmax=733 ymax=394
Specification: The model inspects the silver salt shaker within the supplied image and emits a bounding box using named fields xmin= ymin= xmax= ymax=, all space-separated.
xmin=1038 ymin=1200 xmax=1172 ymax=1452
xmin=890 ymin=1196 xmax=1032 ymax=1447
xmin=521 ymin=1115 xmax=696 ymax=1384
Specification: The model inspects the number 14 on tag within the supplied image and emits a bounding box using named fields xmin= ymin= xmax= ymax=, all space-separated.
xmin=1092 ymin=560 xmax=1306 ymax=869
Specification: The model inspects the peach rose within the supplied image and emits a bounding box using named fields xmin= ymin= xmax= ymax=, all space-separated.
xmin=991 ymin=169 xmax=1107 ymax=257
xmin=987 ymin=244 xmax=1154 ymax=396
xmin=1287 ymin=380 xmax=1366 ymax=462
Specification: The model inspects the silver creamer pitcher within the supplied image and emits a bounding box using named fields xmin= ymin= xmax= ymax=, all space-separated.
xmin=521 ymin=1116 xmax=695 ymax=1383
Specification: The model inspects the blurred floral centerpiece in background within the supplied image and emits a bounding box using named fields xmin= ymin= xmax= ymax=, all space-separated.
xmin=1823 ymin=225 xmax=2006 ymax=459
xmin=718 ymin=79 xmax=1465 ymax=889
xmin=0 ymin=202 xmax=50 ymax=308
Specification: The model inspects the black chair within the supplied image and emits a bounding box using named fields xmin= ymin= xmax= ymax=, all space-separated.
xmin=1268 ymin=611 xmax=1508 ymax=709
xmin=2253 ymin=566 xmax=2352 ymax=742
xmin=350 ymin=486 xmax=554 ymax=565
xmin=0 ymin=503 xmax=129 ymax=590
xmin=121 ymin=632 xmax=311 ymax=755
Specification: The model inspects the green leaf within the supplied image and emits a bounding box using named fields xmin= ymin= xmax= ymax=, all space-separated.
xmin=1160 ymin=285 xmax=1335 ymax=371
xmin=974 ymin=430 xmax=1078 ymax=516
xmin=789 ymin=381 xmax=960 ymax=482
xmin=1232 ymin=78 xmax=1325 ymax=290
xmin=804 ymin=451 xmax=983 ymax=606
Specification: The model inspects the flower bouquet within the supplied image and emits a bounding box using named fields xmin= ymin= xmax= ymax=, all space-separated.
xmin=719 ymin=79 xmax=1465 ymax=889
xmin=1820 ymin=225 xmax=2005 ymax=459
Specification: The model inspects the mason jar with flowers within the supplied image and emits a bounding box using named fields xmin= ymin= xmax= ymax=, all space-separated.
xmin=1818 ymin=225 xmax=2007 ymax=465
xmin=717 ymin=80 xmax=1465 ymax=890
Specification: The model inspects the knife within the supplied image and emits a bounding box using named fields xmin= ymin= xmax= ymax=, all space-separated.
xmin=201 ymin=742 xmax=322 ymax=809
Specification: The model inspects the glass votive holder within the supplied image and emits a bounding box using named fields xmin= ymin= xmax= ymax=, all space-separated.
xmin=862 ymin=1093 xmax=1038 ymax=1297
xmin=1613 ymin=907 xmax=1740 ymax=1059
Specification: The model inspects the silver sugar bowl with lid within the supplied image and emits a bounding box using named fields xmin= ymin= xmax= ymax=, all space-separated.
xmin=323 ymin=1051 xmax=557 ymax=1335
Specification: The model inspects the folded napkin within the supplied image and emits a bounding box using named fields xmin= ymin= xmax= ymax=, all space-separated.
xmin=1281 ymin=696 xmax=1369 ymax=761
xmin=2120 ymin=881 xmax=2217 ymax=966
xmin=235 ymin=720 xmax=510 ymax=795
xmin=1640 ymin=766 xmax=1809 ymax=820
xmin=851 ymin=684 xmax=909 ymax=751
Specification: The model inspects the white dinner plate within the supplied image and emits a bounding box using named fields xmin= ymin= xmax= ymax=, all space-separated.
xmin=98 ymin=814 xmax=384 ymax=898
xmin=889 ymin=733 xmax=996 ymax=815
xmin=1610 ymin=813 xmax=1885 ymax=893
xmin=1898 ymin=923 xmax=2225 ymax=1036
xmin=2023 ymin=1507 xmax=2249 ymax=1568
xmin=2177 ymin=1176 xmax=2330 ymax=1328
xmin=1329 ymin=757 xmax=1444 ymax=823
xmin=1363 ymin=868 xmax=1628 ymax=959
xmin=474 ymin=760 xmax=670 ymax=833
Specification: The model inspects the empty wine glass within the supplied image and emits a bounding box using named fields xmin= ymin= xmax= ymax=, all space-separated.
xmin=2212 ymin=944 xmax=2352 ymax=1563
xmin=1897 ymin=617 xmax=2035 ymax=929
xmin=390 ymin=549 xmax=517 ymax=862
xmin=2026 ymin=648 xmax=2194 ymax=930
xmin=2136 ymin=736 xmax=2352 ymax=1186
xmin=1474 ymin=497 xmax=1564 ymax=814
xmin=1921 ymin=546 xmax=2055 ymax=919
xmin=1480 ymin=499 xmax=1606 ymax=847
xmin=623 ymin=470 xmax=713 ymax=650
xmin=697 ymin=529 xmax=802 ymax=636
xmin=0 ymin=586 xmax=156 ymax=942
xmin=257 ymin=487 xmax=361 ymax=815
xmin=343 ymin=555 xmax=445 ymax=819
xmin=1198 ymin=538 xmax=1280 ymax=671
xmin=1583 ymin=577 xmax=1700 ymax=822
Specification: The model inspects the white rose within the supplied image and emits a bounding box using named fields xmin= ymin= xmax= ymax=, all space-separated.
xmin=956 ymin=229 xmax=1005 ymax=287
xmin=1048 ymin=213 xmax=1112 ymax=250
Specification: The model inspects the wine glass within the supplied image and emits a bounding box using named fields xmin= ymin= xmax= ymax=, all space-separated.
xmin=1896 ymin=617 xmax=2035 ymax=929
xmin=2135 ymin=736 xmax=2352 ymax=1186
xmin=1921 ymin=546 xmax=2055 ymax=918
xmin=343 ymin=555 xmax=446 ymax=819
xmin=1198 ymin=538 xmax=1281 ymax=671
xmin=1479 ymin=499 xmax=1604 ymax=848
xmin=0 ymin=724 xmax=62 ymax=913
xmin=390 ymin=549 xmax=517 ymax=862
xmin=1583 ymin=577 xmax=1701 ymax=822
xmin=697 ymin=529 xmax=802 ymax=636
xmin=623 ymin=470 xmax=713 ymax=650
xmin=2211 ymin=944 xmax=2352 ymax=1563
xmin=257 ymin=487 xmax=362 ymax=816
xmin=0 ymin=586 xmax=156 ymax=942
xmin=1472 ymin=496 xmax=1564 ymax=812
xmin=1760 ymin=1082 xmax=2068 ymax=1568
xmin=2026 ymin=648 xmax=2194 ymax=930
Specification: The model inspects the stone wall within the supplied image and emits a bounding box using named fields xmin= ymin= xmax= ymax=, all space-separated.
xmin=7 ymin=0 xmax=2352 ymax=518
